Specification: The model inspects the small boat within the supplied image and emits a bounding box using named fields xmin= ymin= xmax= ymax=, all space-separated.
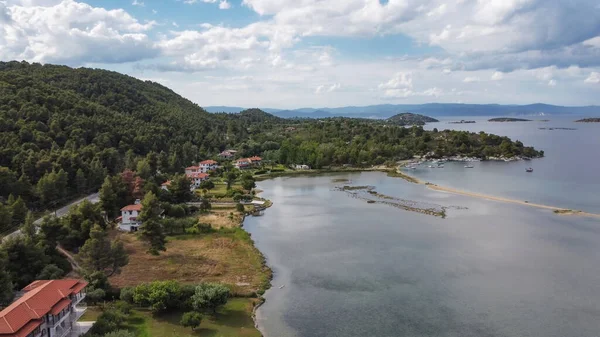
xmin=437 ymin=165 xmax=444 ymax=168
xmin=464 ymin=165 xmax=474 ymax=168
xmin=279 ymin=285 xmax=285 ymax=289
xmin=526 ymin=168 xmax=533 ymax=172
xmin=428 ymin=165 xmax=435 ymax=168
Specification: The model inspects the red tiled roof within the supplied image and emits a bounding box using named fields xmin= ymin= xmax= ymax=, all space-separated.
xmin=0 ymin=279 xmax=87 ymax=335
xmin=121 ymin=204 xmax=142 ymax=211
xmin=236 ymin=158 xmax=250 ymax=163
xmin=249 ymin=156 xmax=262 ymax=161
xmin=199 ymin=160 xmax=217 ymax=165
xmin=50 ymin=298 xmax=71 ymax=315
xmin=185 ymin=166 xmax=200 ymax=170
xmin=187 ymin=172 xmax=209 ymax=179
xmin=161 ymin=180 xmax=171 ymax=186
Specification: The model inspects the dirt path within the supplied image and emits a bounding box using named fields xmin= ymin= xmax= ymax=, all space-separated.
xmin=57 ymin=245 xmax=82 ymax=272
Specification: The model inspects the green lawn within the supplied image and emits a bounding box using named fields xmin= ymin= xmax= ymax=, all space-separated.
xmin=84 ymin=298 xmax=261 ymax=337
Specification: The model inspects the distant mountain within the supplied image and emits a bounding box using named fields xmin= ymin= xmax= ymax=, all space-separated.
xmin=206 ymin=103 xmax=600 ymax=119
xmin=387 ymin=113 xmax=439 ymax=126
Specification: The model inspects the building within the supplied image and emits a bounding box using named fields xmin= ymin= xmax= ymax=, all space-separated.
xmin=118 ymin=200 xmax=142 ymax=232
xmin=185 ymin=166 xmax=200 ymax=176
xmin=294 ymin=164 xmax=311 ymax=170
xmin=187 ymin=172 xmax=209 ymax=189
xmin=235 ymin=156 xmax=262 ymax=169
xmin=198 ymin=160 xmax=218 ymax=173
xmin=248 ymin=156 xmax=262 ymax=165
xmin=0 ymin=279 xmax=89 ymax=337
xmin=218 ymin=150 xmax=237 ymax=159
xmin=160 ymin=180 xmax=171 ymax=191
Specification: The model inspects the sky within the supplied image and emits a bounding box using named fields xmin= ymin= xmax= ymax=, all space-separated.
xmin=1 ymin=0 xmax=600 ymax=109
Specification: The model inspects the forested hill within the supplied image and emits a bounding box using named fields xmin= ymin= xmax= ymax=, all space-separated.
xmin=0 ymin=61 xmax=242 ymax=212
xmin=387 ymin=113 xmax=439 ymax=125
xmin=0 ymin=61 xmax=543 ymax=234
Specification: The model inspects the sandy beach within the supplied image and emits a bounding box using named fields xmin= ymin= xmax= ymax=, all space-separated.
xmin=396 ymin=170 xmax=600 ymax=219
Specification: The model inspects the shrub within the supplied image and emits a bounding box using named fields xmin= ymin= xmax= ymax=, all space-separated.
xmin=191 ymin=283 xmax=230 ymax=314
xmin=180 ymin=312 xmax=203 ymax=331
xmin=119 ymin=287 xmax=135 ymax=304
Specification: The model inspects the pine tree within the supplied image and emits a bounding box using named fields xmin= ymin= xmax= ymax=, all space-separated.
xmin=21 ymin=211 xmax=37 ymax=240
xmin=0 ymin=251 xmax=14 ymax=306
xmin=75 ymin=168 xmax=87 ymax=194
xmin=139 ymin=192 xmax=166 ymax=255
xmin=10 ymin=196 xmax=28 ymax=226
xmin=78 ymin=224 xmax=112 ymax=273
xmin=99 ymin=177 xmax=118 ymax=218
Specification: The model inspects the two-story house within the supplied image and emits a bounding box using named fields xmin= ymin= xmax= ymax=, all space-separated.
xmin=235 ymin=156 xmax=262 ymax=169
xmin=198 ymin=160 xmax=218 ymax=173
xmin=118 ymin=200 xmax=142 ymax=232
xmin=0 ymin=279 xmax=90 ymax=337
xmin=185 ymin=166 xmax=200 ymax=176
xmin=187 ymin=172 xmax=209 ymax=189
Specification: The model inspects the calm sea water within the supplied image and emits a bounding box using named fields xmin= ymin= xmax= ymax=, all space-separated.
xmin=244 ymin=116 xmax=600 ymax=337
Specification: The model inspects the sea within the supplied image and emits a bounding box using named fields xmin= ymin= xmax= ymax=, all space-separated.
xmin=244 ymin=115 xmax=600 ymax=337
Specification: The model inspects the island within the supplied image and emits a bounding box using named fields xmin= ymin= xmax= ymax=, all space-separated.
xmin=489 ymin=117 xmax=532 ymax=122
xmin=449 ymin=120 xmax=476 ymax=124
xmin=387 ymin=113 xmax=439 ymax=126
xmin=575 ymin=118 xmax=600 ymax=123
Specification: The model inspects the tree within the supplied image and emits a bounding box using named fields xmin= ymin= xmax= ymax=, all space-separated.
xmin=36 ymin=264 xmax=65 ymax=280
xmin=104 ymin=330 xmax=135 ymax=337
xmin=168 ymin=174 xmax=193 ymax=203
xmin=2 ymin=236 xmax=48 ymax=289
xmin=87 ymin=288 xmax=106 ymax=305
xmin=139 ymin=192 xmax=166 ymax=255
xmin=0 ymin=203 xmax=12 ymax=233
xmin=199 ymin=198 xmax=211 ymax=213
xmin=10 ymin=196 xmax=27 ymax=226
xmin=132 ymin=281 xmax=184 ymax=313
xmin=191 ymin=283 xmax=230 ymax=314
xmin=199 ymin=180 xmax=215 ymax=190
xmin=240 ymin=174 xmax=256 ymax=191
xmin=0 ymin=251 xmax=14 ymax=306
xmin=236 ymin=203 xmax=245 ymax=213
xmin=99 ymin=177 xmax=119 ymax=218
xmin=75 ymin=168 xmax=87 ymax=194
xmin=21 ymin=211 xmax=37 ymax=240
xmin=226 ymin=171 xmax=238 ymax=190
xmin=180 ymin=312 xmax=203 ymax=331
xmin=79 ymin=224 xmax=128 ymax=276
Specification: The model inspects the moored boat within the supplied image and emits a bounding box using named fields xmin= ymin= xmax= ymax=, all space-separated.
xmin=526 ymin=168 xmax=533 ymax=172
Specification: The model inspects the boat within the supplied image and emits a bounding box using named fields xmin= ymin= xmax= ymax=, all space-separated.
xmin=437 ymin=165 xmax=444 ymax=168
xmin=279 ymin=285 xmax=285 ymax=289
xmin=526 ymin=168 xmax=533 ymax=172
xmin=464 ymin=165 xmax=474 ymax=168
xmin=428 ymin=165 xmax=435 ymax=168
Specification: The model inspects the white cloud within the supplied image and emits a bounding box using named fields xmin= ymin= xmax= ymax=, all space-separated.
xmin=132 ymin=0 xmax=144 ymax=7
xmin=0 ymin=0 xmax=157 ymax=64
xmin=463 ymin=76 xmax=481 ymax=83
xmin=584 ymin=72 xmax=600 ymax=84
xmin=219 ymin=0 xmax=231 ymax=9
xmin=315 ymin=83 xmax=341 ymax=94
xmin=491 ymin=71 xmax=504 ymax=81
xmin=548 ymin=79 xmax=557 ymax=87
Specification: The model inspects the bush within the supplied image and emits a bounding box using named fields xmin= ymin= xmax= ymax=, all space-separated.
xmin=191 ymin=283 xmax=230 ymax=314
xmin=86 ymin=288 xmax=106 ymax=305
xmin=270 ymin=168 xmax=285 ymax=172
xmin=131 ymin=280 xmax=191 ymax=314
xmin=254 ymin=170 xmax=267 ymax=175
xmin=180 ymin=311 xmax=203 ymax=331
xmin=120 ymin=287 xmax=135 ymax=304
xmin=236 ymin=203 xmax=245 ymax=213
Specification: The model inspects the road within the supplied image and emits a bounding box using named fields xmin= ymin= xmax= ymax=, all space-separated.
xmin=2 ymin=192 xmax=100 ymax=242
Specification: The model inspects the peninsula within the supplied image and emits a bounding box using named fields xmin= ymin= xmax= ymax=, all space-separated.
xmin=575 ymin=118 xmax=600 ymax=123
xmin=387 ymin=113 xmax=439 ymax=126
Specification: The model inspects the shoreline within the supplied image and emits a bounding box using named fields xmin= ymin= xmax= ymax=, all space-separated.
xmin=394 ymin=170 xmax=600 ymax=218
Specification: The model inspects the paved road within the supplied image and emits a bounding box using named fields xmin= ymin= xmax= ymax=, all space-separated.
xmin=2 ymin=192 xmax=100 ymax=242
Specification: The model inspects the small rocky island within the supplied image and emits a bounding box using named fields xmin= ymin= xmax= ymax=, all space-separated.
xmin=489 ymin=117 xmax=532 ymax=122
xmin=387 ymin=113 xmax=439 ymax=126
xmin=575 ymin=118 xmax=600 ymax=123
xmin=449 ymin=120 xmax=476 ymax=124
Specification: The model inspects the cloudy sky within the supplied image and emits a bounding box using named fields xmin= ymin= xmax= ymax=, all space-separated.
xmin=1 ymin=0 xmax=600 ymax=108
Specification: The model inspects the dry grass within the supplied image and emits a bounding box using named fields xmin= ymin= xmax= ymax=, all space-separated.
xmin=109 ymin=230 xmax=270 ymax=295
xmin=197 ymin=210 xmax=243 ymax=229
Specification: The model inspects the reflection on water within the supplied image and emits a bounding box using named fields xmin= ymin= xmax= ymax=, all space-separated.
xmin=245 ymin=172 xmax=600 ymax=337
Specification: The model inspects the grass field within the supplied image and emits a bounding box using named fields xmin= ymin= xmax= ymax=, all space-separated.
xmin=82 ymin=298 xmax=261 ymax=337
xmin=109 ymin=229 xmax=271 ymax=296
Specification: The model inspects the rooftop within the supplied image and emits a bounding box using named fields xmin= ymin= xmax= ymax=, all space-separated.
xmin=0 ymin=279 xmax=87 ymax=335
xmin=187 ymin=172 xmax=209 ymax=179
xmin=121 ymin=204 xmax=143 ymax=211
xmin=199 ymin=160 xmax=217 ymax=165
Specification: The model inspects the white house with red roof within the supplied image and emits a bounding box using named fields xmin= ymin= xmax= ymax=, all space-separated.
xmin=118 ymin=199 xmax=142 ymax=232
xmin=185 ymin=165 xmax=200 ymax=176
xmin=0 ymin=279 xmax=89 ymax=337
xmin=160 ymin=180 xmax=171 ymax=191
xmin=187 ymin=172 xmax=209 ymax=189
xmin=198 ymin=160 xmax=218 ymax=173
xmin=235 ymin=156 xmax=262 ymax=169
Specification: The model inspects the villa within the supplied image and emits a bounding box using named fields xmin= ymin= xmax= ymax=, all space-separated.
xmin=0 ymin=279 xmax=90 ymax=337
xmin=118 ymin=199 xmax=142 ymax=232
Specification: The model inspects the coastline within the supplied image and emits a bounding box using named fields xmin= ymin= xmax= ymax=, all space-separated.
xmin=394 ymin=169 xmax=600 ymax=219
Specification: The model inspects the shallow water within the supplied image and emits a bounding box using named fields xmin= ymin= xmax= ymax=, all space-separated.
xmin=244 ymin=117 xmax=600 ymax=337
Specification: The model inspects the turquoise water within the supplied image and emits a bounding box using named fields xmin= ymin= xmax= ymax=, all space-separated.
xmin=244 ymin=118 xmax=600 ymax=337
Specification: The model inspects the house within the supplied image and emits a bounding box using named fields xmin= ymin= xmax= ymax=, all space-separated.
xmin=0 ymin=279 xmax=89 ymax=337
xmin=186 ymin=172 xmax=209 ymax=189
xmin=198 ymin=160 xmax=218 ymax=173
xmin=294 ymin=164 xmax=310 ymax=170
xmin=248 ymin=156 xmax=262 ymax=165
xmin=119 ymin=199 xmax=142 ymax=232
xmin=185 ymin=166 xmax=200 ymax=175
xmin=218 ymin=150 xmax=237 ymax=159
xmin=160 ymin=180 xmax=171 ymax=191
xmin=235 ymin=158 xmax=251 ymax=169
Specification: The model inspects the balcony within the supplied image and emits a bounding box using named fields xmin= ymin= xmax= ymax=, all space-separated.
xmin=72 ymin=292 xmax=86 ymax=306
xmin=51 ymin=324 xmax=72 ymax=337
xmin=71 ymin=303 xmax=87 ymax=322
